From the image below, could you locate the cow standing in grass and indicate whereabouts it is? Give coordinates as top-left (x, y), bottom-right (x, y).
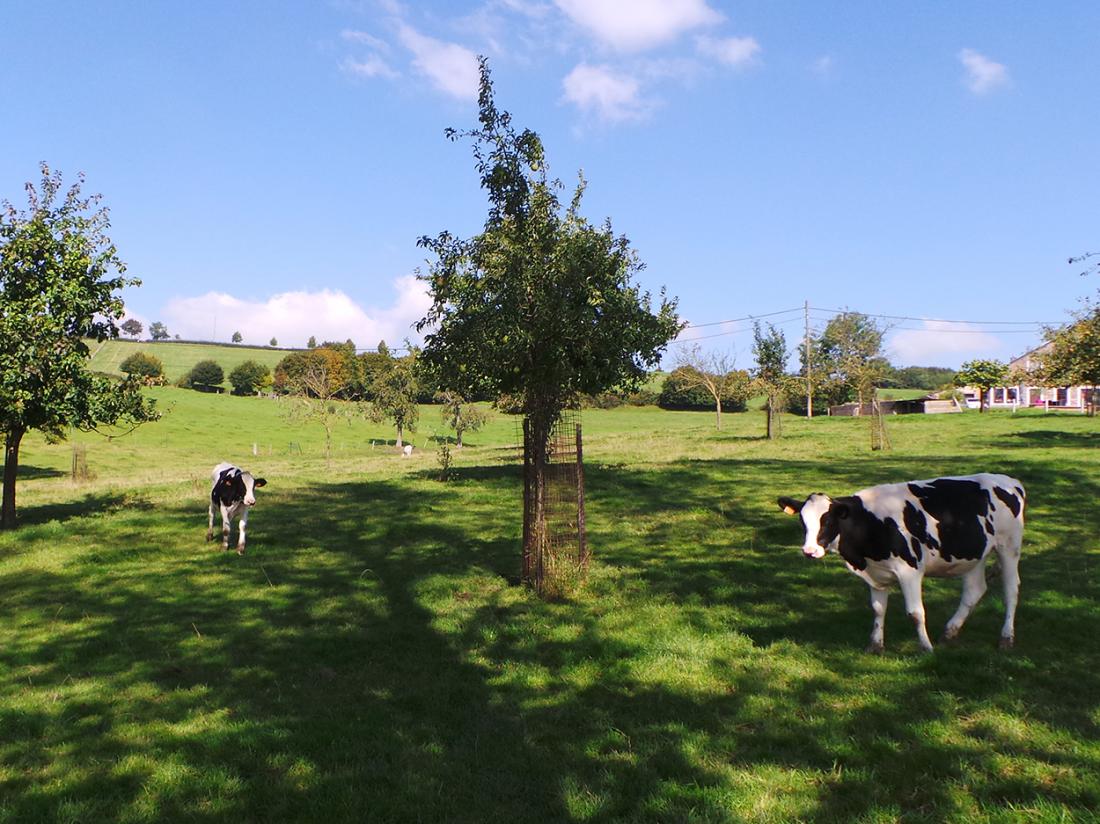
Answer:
top-left (207, 463), bottom-right (267, 554)
top-left (777, 473), bottom-right (1025, 653)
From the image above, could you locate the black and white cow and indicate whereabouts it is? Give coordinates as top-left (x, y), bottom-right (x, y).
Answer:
top-left (207, 462), bottom-right (267, 554)
top-left (777, 473), bottom-right (1025, 653)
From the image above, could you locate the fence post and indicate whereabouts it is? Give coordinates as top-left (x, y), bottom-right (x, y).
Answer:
top-left (576, 424), bottom-right (587, 566)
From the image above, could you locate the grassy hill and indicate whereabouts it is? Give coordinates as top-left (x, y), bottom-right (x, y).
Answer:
top-left (89, 339), bottom-right (295, 382)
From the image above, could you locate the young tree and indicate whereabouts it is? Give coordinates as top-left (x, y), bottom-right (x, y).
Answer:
top-left (307, 335), bottom-right (318, 349)
top-left (672, 345), bottom-right (748, 430)
top-left (0, 163), bottom-right (158, 528)
top-left (149, 321), bottom-right (169, 341)
top-left (231, 330), bottom-right (243, 343)
top-left (120, 318), bottom-right (143, 338)
top-left (282, 355), bottom-right (355, 462)
top-left (752, 321), bottom-right (791, 439)
top-left (269, 337), bottom-right (278, 347)
top-left (954, 359), bottom-right (1008, 413)
top-left (436, 390), bottom-right (490, 448)
top-left (369, 345), bottom-right (419, 448)
top-left (416, 59), bottom-right (681, 585)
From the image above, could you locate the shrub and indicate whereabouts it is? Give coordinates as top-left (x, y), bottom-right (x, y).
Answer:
top-left (119, 351), bottom-right (163, 380)
top-left (187, 359), bottom-right (224, 388)
top-left (626, 388), bottom-right (660, 406)
top-left (229, 360), bottom-right (272, 395)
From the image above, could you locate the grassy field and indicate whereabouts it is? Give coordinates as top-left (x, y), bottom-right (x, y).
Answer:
top-left (90, 339), bottom-right (294, 382)
top-left (2, 390), bottom-right (1099, 822)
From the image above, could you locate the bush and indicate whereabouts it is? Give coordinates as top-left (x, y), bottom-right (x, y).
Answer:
top-left (187, 359), bottom-right (224, 387)
top-left (119, 351), bottom-right (163, 380)
top-left (229, 360), bottom-right (272, 395)
top-left (658, 367), bottom-right (748, 412)
top-left (626, 388), bottom-right (660, 406)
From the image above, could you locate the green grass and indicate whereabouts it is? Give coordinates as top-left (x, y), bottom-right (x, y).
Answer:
top-left (90, 339), bottom-right (293, 382)
top-left (2, 392), bottom-right (1099, 822)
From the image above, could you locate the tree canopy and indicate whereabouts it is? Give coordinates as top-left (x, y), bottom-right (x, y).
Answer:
top-left (417, 59), bottom-right (681, 435)
top-left (954, 359), bottom-right (1008, 413)
top-left (1, 163), bottom-right (157, 527)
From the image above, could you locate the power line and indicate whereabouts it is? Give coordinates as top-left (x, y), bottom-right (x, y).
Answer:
top-left (810, 306), bottom-right (1058, 326)
top-left (681, 306), bottom-right (803, 329)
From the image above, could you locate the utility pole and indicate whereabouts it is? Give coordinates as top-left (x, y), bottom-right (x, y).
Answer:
top-left (805, 300), bottom-right (813, 419)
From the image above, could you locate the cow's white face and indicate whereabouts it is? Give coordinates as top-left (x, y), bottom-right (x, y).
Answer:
top-left (798, 494), bottom-right (838, 558)
top-left (779, 493), bottom-right (840, 559)
top-left (242, 473), bottom-right (268, 507)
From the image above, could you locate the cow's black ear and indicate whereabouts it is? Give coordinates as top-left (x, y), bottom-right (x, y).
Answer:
top-left (834, 502), bottom-right (850, 520)
top-left (778, 496), bottom-right (802, 515)
top-left (254, 478), bottom-right (267, 488)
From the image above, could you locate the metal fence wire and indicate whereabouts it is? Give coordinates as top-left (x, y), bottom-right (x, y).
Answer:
top-left (520, 412), bottom-right (588, 593)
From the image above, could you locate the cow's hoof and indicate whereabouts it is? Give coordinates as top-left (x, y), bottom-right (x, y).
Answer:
top-left (236, 549), bottom-right (245, 556)
top-left (918, 645), bottom-right (935, 655)
top-left (940, 628), bottom-right (960, 644)
top-left (205, 532), bottom-right (213, 542)
top-left (998, 635), bottom-right (1015, 650)
top-left (222, 545), bottom-right (229, 552)
top-left (865, 642), bottom-right (885, 655)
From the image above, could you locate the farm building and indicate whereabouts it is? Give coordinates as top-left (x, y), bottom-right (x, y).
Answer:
top-left (827, 397), bottom-right (960, 416)
top-left (967, 342), bottom-right (1097, 412)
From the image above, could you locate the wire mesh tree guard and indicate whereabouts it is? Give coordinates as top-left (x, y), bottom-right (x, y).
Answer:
top-left (521, 412), bottom-right (588, 595)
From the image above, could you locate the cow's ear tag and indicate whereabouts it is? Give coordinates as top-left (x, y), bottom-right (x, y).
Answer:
top-left (782, 505), bottom-right (797, 515)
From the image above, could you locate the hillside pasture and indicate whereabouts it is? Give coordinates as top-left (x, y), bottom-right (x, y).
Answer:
top-left (1, 391), bottom-right (1099, 822)
top-left (90, 340), bottom-right (293, 383)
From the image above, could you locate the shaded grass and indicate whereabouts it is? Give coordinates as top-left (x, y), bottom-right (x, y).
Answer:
top-left (1, 394), bottom-right (1099, 821)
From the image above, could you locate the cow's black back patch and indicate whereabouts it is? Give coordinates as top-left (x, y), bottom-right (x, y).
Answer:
top-left (993, 485), bottom-right (1021, 517)
top-left (836, 496), bottom-right (919, 570)
top-left (906, 479), bottom-right (991, 561)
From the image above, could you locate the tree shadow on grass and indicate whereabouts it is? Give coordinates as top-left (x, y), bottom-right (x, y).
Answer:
top-left (1, 459), bottom-right (1098, 821)
top-left (3, 491), bottom-right (132, 529)
top-left (16, 464), bottom-right (67, 480)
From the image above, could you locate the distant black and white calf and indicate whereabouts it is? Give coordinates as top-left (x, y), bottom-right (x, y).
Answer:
top-left (777, 473), bottom-right (1025, 653)
top-left (207, 462), bottom-right (267, 554)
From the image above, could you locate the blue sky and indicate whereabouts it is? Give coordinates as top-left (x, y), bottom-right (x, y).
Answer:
top-left (2, 1), bottom-right (1097, 367)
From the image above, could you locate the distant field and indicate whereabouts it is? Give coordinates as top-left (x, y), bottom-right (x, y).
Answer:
top-left (89, 339), bottom-right (294, 382)
top-left (2, 391), bottom-right (1098, 821)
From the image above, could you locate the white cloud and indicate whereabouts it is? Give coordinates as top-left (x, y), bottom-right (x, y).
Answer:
top-left (562, 63), bottom-right (648, 122)
top-left (340, 29), bottom-right (391, 51)
top-left (888, 320), bottom-right (1006, 367)
top-left (696, 35), bottom-right (760, 67)
top-left (162, 277), bottom-right (432, 349)
top-left (396, 23), bottom-right (480, 100)
top-left (342, 54), bottom-right (399, 79)
top-left (555, 0), bottom-right (722, 52)
top-left (958, 48), bottom-right (1010, 94)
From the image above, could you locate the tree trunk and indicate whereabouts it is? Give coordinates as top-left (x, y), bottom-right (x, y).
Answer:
top-left (456, 426), bottom-right (464, 448)
top-left (396, 424), bottom-right (404, 448)
top-left (715, 397), bottom-right (722, 430)
top-left (2, 427), bottom-right (25, 530)
top-left (979, 389), bottom-right (986, 413)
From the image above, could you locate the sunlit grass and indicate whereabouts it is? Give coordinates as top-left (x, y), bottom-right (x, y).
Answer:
top-left (1, 391), bottom-right (1099, 821)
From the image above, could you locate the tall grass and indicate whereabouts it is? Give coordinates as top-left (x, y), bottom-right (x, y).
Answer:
top-left (1, 391), bottom-right (1098, 822)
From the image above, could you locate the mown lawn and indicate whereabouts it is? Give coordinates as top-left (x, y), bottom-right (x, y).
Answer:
top-left (1, 391), bottom-right (1098, 822)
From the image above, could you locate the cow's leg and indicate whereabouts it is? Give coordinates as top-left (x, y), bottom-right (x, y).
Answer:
top-left (996, 546), bottom-right (1021, 649)
top-left (221, 505), bottom-right (231, 550)
top-left (866, 587), bottom-right (888, 654)
top-left (942, 565), bottom-right (988, 642)
top-left (897, 572), bottom-right (933, 652)
top-left (207, 500), bottom-right (215, 542)
top-left (236, 509), bottom-right (249, 555)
